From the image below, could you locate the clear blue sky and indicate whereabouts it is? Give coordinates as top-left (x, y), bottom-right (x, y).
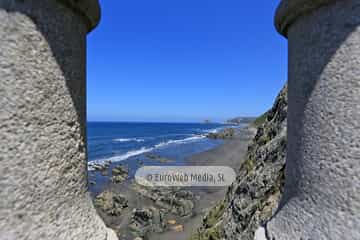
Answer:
top-left (87, 0), bottom-right (287, 123)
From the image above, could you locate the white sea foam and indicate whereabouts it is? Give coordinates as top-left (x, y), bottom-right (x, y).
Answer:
top-left (106, 147), bottom-right (153, 162)
top-left (155, 135), bottom-right (205, 148)
top-left (191, 127), bottom-right (224, 134)
top-left (88, 146), bottom-right (154, 170)
top-left (89, 135), bottom-right (206, 170)
top-left (204, 127), bottom-right (224, 134)
top-left (113, 138), bottom-right (145, 143)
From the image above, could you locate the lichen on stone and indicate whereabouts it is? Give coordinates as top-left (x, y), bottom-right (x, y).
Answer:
top-left (190, 84), bottom-right (287, 240)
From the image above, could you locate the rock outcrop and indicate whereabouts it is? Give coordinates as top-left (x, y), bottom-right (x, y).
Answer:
top-left (191, 84), bottom-right (287, 240)
top-left (207, 128), bottom-right (235, 139)
top-left (129, 207), bottom-right (166, 238)
top-left (131, 184), bottom-right (195, 218)
top-left (111, 165), bottom-right (129, 184)
top-left (94, 191), bottom-right (129, 217)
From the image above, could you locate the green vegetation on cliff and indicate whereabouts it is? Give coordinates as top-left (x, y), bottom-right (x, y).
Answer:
top-left (251, 112), bottom-right (268, 127)
top-left (190, 84), bottom-right (287, 240)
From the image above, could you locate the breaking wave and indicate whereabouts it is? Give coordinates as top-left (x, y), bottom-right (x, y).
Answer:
top-left (89, 135), bottom-right (207, 170)
top-left (113, 138), bottom-right (145, 143)
top-left (155, 135), bottom-right (206, 148)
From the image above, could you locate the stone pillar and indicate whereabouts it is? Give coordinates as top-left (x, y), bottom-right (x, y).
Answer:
top-left (265, 0), bottom-right (360, 239)
top-left (0, 1), bottom-right (117, 239)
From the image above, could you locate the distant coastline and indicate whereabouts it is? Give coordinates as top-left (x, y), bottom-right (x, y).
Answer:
top-left (87, 122), bottom-right (232, 194)
top-left (88, 121), bottom-right (255, 240)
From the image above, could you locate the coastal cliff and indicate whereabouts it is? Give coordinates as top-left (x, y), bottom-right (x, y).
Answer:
top-left (191, 84), bottom-right (287, 240)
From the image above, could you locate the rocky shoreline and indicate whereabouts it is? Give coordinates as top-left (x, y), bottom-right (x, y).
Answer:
top-left (190, 85), bottom-right (287, 240)
top-left (90, 85), bottom-right (286, 240)
top-left (89, 126), bottom-right (255, 240)
top-left (87, 97), bottom-right (288, 240)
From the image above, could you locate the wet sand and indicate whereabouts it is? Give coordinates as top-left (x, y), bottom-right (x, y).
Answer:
top-left (148, 127), bottom-right (256, 240)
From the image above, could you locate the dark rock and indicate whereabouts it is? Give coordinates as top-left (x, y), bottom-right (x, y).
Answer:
top-left (206, 128), bottom-right (235, 139)
top-left (155, 196), bottom-right (194, 217)
top-left (131, 184), bottom-right (195, 217)
top-left (191, 84), bottom-right (287, 240)
top-left (90, 162), bottom-right (109, 176)
top-left (111, 165), bottom-right (129, 184)
top-left (129, 207), bottom-right (166, 238)
top-left (111, 175), bottom-right (127, 184)
top-left (112, 165), bottom-right (128, 176)
top-left (92, 163), bottom-right (108, 172)
top-left (94, 191), bottom-right (128, 216)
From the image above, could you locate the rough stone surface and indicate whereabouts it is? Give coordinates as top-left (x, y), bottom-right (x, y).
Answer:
top-left (267, 0), bottom-right (360, 239)
top-left (190, 85), bottom-right (287, 240)
top-left (275, 0), bottom-right (336, 36)
top-left (57, 0), bottom-right (101, 31)
top-left (0, 1), bottom-right (115, 239)
top-left (94, 191), bottom-right (128, 216)
top-left (0, 0), bottom-right (100, 32)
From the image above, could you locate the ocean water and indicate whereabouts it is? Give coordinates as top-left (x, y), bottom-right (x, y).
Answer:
top-left (87, 122), bottom-right (230, 193)
top-left (87, 122), bottom-right (228, 165)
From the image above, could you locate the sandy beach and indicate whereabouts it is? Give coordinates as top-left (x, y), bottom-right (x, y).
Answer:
top-left (148, 127), bottom-right (256, 240)
top-left (91, 126), bottom-right (256, 240)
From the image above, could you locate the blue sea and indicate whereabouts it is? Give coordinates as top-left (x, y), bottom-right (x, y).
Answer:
top-left (87, 122), bottom-right (232, 193)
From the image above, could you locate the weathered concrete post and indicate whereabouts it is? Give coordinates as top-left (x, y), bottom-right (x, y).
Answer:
top-left (0, 1), bottom-right (117, 239)
top-left (264, 0), bottom-right (360, 239)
